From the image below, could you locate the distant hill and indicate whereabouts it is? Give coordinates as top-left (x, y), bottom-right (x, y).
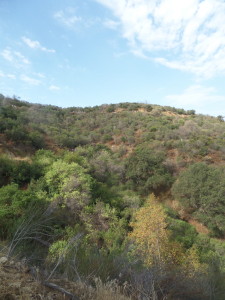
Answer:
top-left (2, 94), bottom-right (225, 299)
top-left (1, 94), bottom-right (224, 163)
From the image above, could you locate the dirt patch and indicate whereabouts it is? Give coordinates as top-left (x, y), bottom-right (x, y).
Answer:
top-left (0, 256), bottom-right (130, 300)
top-left (188, 219), bottom-right (209, 235)
top-left (137, 108), bottom-right (148, 113)
top-left (162, 111), bottom-right (188, 118)
top-left (13, 157), bottom-right (30, 162)
top-left (167, 149), bottom-right (179, 160)
top-left (163, 197), bottom-right (210, 235)
top-left (204, 151), bottom-right (225, 165)
top-left (114, 108), bottom-right (124, 113)
top-left (0, 258), bottom-right (69, 299)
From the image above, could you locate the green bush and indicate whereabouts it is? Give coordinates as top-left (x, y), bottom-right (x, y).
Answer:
top-left (126, 147), bottom-right (173, 195)
top-left (5, 126), bottom-right (29, 142)
top-left (12, 161), bottom-right (42, 186)
top-left (168, 218), bottom-right (198, 248)
top-left (0, 184), bottom-right (39, 238)
top-left (172, 163), bottom-right (225, 236)
top-left (0, 155), bottom-right (14, 187)
top-left (29, 131), bottom-right (45, 149)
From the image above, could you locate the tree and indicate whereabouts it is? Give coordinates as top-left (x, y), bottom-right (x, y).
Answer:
top-left (217, 115), bottom-right (224, 122)
top-left (129, 193), bottom-right (208, 290)
top-left (126, 147), bottom-right (173, 195)
top-left (172, 163), bottom-right (225, 236)
top-left (129, 194), bottom-right (180, 266)
top-left (0, 183), bottom-right (41, 238)
top-left (12, 161), bottom-right (42, 186)
top-left (44, 160), bottom-right (93, 219)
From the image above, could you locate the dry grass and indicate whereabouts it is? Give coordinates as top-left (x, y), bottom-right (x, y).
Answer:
top-left (0, 253), bottom-right (131, 300)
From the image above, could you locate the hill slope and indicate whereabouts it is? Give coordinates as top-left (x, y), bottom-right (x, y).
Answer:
top-left (1, 95), bottom-right (225, 299)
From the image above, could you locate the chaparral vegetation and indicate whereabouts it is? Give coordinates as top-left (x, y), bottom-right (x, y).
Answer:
top-left (1, 94), bottom-right (225, 299)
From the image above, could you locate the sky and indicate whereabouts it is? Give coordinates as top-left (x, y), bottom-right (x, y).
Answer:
top-left (0, 0), bottom-right (225, 116)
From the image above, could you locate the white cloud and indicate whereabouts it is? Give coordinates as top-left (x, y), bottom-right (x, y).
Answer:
top-left (14, 51), bottom-right (30, 64)
top-left (20, 75), bottom-right (41, 86)
top-left (0, 70), bottom-right (16, 79)
top-left (22, 37), bottom-right (55, 53)
top-left (96, 0), bottom-right (225, 77)
top-left (103, 19), bottom-right (119, 30)
top-left (7, 74), bottom-right (16, 79)
top-left (1, 48), bottom-right (30, 66)
top-left (1, 49), bottom-right (14, 62)
top-left (166, 85), bottom-right (225, 114)
top-left (49, 85), bottom-right (60, 91)
top-left (34, 72), bottom-right (46, 78)
top-left (54, 9), bottom-right (82, 29)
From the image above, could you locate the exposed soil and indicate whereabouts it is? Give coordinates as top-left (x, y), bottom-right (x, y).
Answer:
top-left (188, 219), bottom-right (209, 235)
top-left (0, 257), bottom-right (79, 300)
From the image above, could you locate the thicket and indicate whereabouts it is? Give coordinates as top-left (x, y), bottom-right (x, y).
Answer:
top-left (172, 162), bottom-right (225, 237)
top-left (2, 96), bottom-right (225, 298)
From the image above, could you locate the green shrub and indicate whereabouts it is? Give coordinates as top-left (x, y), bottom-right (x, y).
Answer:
top-left (0, 184), bottom-right (39, 238)
top-left (126, 147), bottom-right (173, 195)
top-left (172, 163), bottom-right (225, 237)
top-left (12, 161), bottom-right (42, 186)
top-left (0, 155), bottom-right (13, 187)
top-left (168, 218), bottom-right (198, 248)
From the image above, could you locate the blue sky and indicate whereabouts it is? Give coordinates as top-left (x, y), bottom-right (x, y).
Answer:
top-left (0, 0), bottom-right (225, 115)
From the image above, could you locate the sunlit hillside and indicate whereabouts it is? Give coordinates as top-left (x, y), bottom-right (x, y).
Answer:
top-left (1, 95), bottom-right (225, 299)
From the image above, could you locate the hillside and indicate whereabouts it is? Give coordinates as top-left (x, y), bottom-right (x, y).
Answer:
top-left (1, 95), bottom-right (225, 299)
top-left (1, 94), bottom-right (225, 164)
top-left (0, 253), bottom-right (131, 300)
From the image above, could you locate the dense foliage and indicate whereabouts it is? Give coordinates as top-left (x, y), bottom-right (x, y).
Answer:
top-left (172, 162), bottom-right (225, 237)
top-left (2, 94), bottom-right (225, 299)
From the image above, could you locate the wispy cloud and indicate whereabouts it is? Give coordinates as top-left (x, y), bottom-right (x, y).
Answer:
top-left (22, 37), bottom-right (55, 53)
top-left (49, 85), bottom-right (60, 91)
top-left (96, 0), bottom-right (225, 78)
top-left (166, 85), bottom-right (225, 114)
top-left (54, 9), bottom-right (82, 29)
top-left (34, 72), bottom-right (46, 79)
top-left (103, 19), bottom-right (119, 30)
top-left (20, 74), bottom-right (41, 86)
top-left (1, 48), bottom-right (30, 66)
top-left (14, 51), bottom-right (30, 64)
top-left (1, 49), bottom-right (14, 62)
top-left (0, 70), bottom-right (16, 79)
top-left (7, 74), bottom-right (16, 79)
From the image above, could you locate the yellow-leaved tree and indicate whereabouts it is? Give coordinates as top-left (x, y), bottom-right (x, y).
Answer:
top-left (129, 194), bottom-right (184, 267)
